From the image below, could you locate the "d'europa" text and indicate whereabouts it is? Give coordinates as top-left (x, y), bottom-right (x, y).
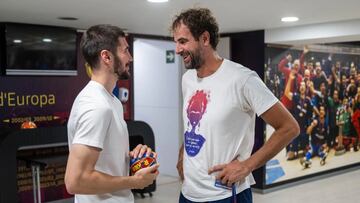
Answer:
top-left (0, 92), bottom-right (56, 108)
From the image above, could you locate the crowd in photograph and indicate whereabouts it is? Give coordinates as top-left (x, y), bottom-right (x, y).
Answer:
top-left (265, 45), bottom-right (360, 168)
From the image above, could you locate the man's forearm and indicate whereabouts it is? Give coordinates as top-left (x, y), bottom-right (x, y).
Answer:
top-left (179, 143), bottom-right (184, 158)
top-left (244, 103), bottom-right (299, 171)
top-left (66, 169), bottom-right (138, 194)
top-left (177, 143), bottom-right (184, 180)
top-left (244, 126), bottom-right (298, 171)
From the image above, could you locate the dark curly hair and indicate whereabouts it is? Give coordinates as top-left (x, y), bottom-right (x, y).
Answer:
top-left (81, 24), bottom-right (125, 69)
top-left (171, 8), bottom-right (219, 50)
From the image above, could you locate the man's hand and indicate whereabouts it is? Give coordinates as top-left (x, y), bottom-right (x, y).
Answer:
top-left (177, 145), bottom-right (184, 181)
top-left (130, 144), bottom-right (157, 159)
top-left (208, 159), bottom-right (252, 187)
top-left (132, 164), bottom-right (159, 189)
top-left (286, 53), bottom-right (293, 62)
top-left (303, 46), bottom-right (309, 54)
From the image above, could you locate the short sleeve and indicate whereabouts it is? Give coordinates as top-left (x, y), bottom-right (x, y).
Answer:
top-left (242, 72), bottom-right (279, 116)
top-left (72, 107), bottom-right (112, 149)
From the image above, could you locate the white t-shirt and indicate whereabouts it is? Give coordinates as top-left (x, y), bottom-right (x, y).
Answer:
top-left (181, 59), bottom-right (278, 202)
top-left (67, 81), bottom-right (133, 203)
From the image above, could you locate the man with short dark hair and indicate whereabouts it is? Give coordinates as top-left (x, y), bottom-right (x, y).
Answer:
top-left (65, 24), bottom-right (159, 203)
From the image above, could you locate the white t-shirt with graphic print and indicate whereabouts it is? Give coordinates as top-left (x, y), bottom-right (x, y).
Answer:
top-left (67, 81), bottom-right (133, 203)
top-left (181, 59), bottom-right (278, 202)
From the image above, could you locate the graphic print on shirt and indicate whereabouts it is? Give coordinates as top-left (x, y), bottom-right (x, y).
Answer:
top-left (184, 90), bottom-right (209, 157)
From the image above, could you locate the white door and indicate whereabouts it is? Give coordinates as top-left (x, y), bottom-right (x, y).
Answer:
top-left (133, 38), bottom-right (182, 176)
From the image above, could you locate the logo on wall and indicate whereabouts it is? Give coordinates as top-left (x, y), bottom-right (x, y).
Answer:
top-left (119, 88), bottom-right (129, 103)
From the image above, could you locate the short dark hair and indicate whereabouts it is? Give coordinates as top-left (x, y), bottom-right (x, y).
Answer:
top-left (171, 8), bottom-right (219, 50)
top-left (81, 24), bottom-right (125, 69)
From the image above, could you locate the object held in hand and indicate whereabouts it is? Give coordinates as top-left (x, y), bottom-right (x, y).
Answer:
top-left (130, 153), bottom-right (157, 175)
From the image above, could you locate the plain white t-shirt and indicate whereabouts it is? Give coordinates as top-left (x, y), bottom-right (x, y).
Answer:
top-left (181, 59), bottom-right (278, 202)
top-left (67, 81), bottom-right (133, 203)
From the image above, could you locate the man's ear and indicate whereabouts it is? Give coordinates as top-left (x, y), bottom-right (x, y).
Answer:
top-left (100, 50), bottom-right (112, 64)
top-left (201, 31), bottom-right (211, 46)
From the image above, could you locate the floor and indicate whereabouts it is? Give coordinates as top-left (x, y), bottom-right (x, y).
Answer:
top-left (52, 166), bottom-right (360, 203)
top-left (253, 167), bottom-right (360, 203)
top-left (134, 167), bottom-right (360, 203)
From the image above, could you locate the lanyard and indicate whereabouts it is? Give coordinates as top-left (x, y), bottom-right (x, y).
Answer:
top-left (232, 184), bottom-right (237, 203)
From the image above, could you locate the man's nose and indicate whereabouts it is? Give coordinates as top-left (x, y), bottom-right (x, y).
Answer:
top-left (175, 45), bottom-right (183, 55)
top-left (128, 53), bottom-right (133, 62)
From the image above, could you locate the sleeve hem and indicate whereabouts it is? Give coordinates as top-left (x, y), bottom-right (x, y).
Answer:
top-left (71, 140), bottom-right (104, 150)
top-left (257, 98), bottom-right (279, 116)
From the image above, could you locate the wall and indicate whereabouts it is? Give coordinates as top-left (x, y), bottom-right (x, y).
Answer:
top-left (217, 37), bottom-right (230, 59)
top-left (0, 32), bottom-right (89, 202)
top-left (265, 19), bottom-right (360, 45)
top-left (133, 38), bottom-right (181, 176)
top-left (0, 33), bottom-right (89, 129)
top-left (228, 30), bottom-right (266, 189)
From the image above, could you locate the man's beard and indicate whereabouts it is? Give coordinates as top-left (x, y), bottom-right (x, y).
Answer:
top-left (114, 56), bottom-right (130, 80)
top-left (184, 48), bottom-right (203, 70)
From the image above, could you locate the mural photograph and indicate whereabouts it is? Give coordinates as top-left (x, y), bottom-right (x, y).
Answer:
top-left (264, 43), bottom-right (360, 185)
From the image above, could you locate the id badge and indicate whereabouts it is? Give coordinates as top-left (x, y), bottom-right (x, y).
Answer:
top-left (214, 179), bottom-right (232, 190)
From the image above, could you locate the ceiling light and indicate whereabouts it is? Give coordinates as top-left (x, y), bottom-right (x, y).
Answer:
top-left (147, 0), bottom-right (168, 3)
top-left (281, 17), bottom-right (299, 22)
top-left (13, 39), bottom-right (22, 43)
top-left (42, 38), bottom-right (52, 42)
top-left (58, 17), bottom-right (78, 21)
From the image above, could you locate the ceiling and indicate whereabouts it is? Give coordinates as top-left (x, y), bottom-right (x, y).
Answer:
top-left (1, 0), bottom-right (360, 36)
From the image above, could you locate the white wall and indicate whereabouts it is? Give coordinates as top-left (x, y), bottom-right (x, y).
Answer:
top-left (217, 37), bottom-right (230, 59)
top-left (133, 38), bottom-right (181, 176)
top-left (265, 19), bottom-right (360, 45)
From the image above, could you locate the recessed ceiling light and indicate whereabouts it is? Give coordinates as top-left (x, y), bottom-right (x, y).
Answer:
top-left (58, 17), bottom-right (78, 21)
top-left (13, 39), bottom-right (22, 43)
top-left (281, 17), bottom-right (299, 22)
top-left (147, 0), bottom-right (168, 3)
top-left (43, 38), bottom-right (52, 42)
